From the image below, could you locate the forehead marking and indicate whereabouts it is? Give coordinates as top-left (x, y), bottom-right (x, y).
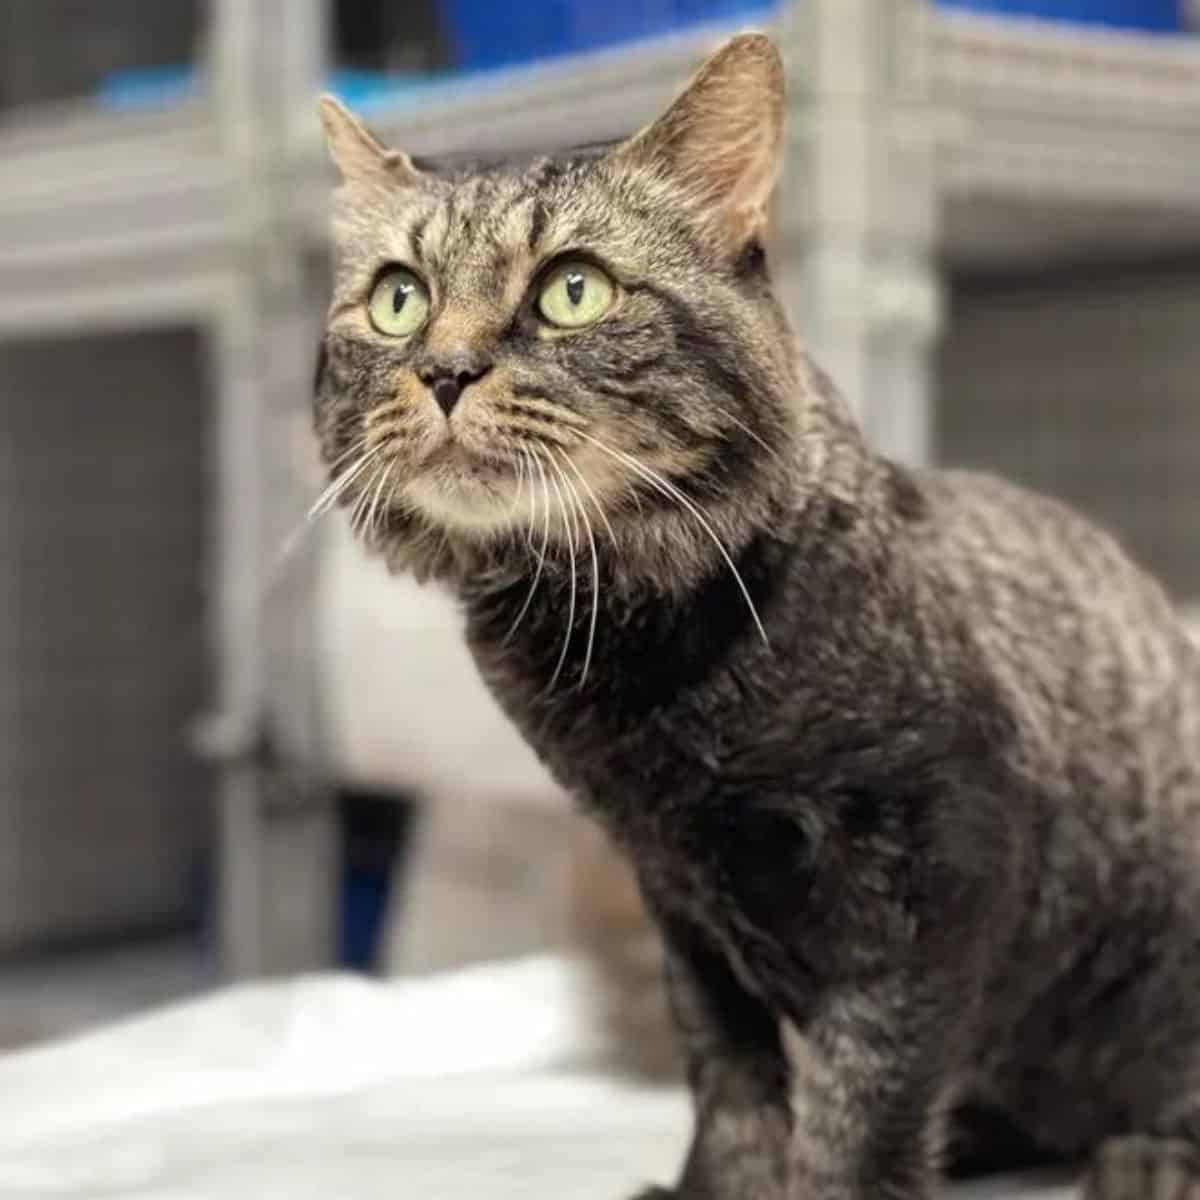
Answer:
top-left (409, 208), bottom-right (432, 260)
top-left (420, 202), bottom-right (452, 266)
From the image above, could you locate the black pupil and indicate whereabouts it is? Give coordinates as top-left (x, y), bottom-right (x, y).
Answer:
top-left (393, 283), bottom-right (410, 314)
top-left (566, 273), bottom-right (585, 306)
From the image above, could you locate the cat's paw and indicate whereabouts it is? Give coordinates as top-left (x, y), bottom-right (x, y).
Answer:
top-left (1083, 1135), bottom-right (1200, 1200)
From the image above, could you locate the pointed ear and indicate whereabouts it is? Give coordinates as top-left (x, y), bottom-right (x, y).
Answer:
top-left (318, 94), bottom-right (424, 189)
top-left (612, 33), bottom-right (784, 247)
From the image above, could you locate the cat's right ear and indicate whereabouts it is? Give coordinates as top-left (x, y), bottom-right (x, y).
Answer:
top-left (318, 95), bottom-right (423, 189)
top-left (611, 33), bottom-right (784, 250)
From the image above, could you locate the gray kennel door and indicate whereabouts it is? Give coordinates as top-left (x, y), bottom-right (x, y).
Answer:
top-left (939, 266), bottom-right (1200, 605)
top-left (0, 328), bottom-right (211, 952)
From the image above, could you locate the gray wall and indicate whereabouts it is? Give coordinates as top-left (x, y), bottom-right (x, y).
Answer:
top-left (0, 0), bottom-right (202, 109)
top-left (938, 265), bottom-right (1200, 604)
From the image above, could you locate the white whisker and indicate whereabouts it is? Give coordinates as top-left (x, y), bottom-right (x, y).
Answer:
top-left (348, 468), bottom-right (377, 538)
top-left (574, 431), bottom-right (770, 647)
top-left (368, 460), bottom-right (397, 538)
top-left (258, 440), bottom-right (380, 612)
top-left (715, 407), bottom-right (778, 460)
top-left (518, 447), bottom-right (539, 552)
top-left (508, 447), bottom-right (527, 521)
top-left (260, 513), bottom-right (318, 601)
top-left (541, 448), bottom-right (577, 693)
top-left (385, 458), bottom-right (405, 522)
top-left (558, 449), bottom-right (618, 548)
top-left (308, 459), bottom-right (363, 522)
top-left (309, 441), bottom-right (386, 521)
top-left (327, 434), bottom-right (371, 471)
top-left (504, 450), bottom-right (551, 646)
top-left (550, 449), bottom-right (599, 690)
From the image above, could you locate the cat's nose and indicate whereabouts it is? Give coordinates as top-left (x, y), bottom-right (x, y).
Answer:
top-left (417, 355), bottom-right (493, 418)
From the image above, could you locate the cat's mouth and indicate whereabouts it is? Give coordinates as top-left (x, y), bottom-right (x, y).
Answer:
top-left (418, 440), bottom-right (514, 476)
top-left (401, 439), bottom-right (525, 533)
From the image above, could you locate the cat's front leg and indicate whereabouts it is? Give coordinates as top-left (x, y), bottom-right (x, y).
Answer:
top-left (638, 953), bottom-right (964, 1200)
top-left (782, 969), bottom-right (966, 1200)
top-left (631, 914), bottom-right (792, 1200)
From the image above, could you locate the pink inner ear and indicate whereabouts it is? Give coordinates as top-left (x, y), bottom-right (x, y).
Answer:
top-left (613, 35), bottom-right (784, 239)
top-left (320, 94), bottom-right (425, 190)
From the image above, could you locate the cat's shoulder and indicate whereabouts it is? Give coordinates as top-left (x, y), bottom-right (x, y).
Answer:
top-left (905, 465), bottom-right (1188, 643)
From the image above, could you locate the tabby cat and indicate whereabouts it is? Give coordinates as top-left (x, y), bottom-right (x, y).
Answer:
top-left (315, 35), bottom-right (1200, 1200)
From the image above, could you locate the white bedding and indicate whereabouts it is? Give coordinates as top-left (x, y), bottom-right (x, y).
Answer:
top-left (0, 957), bottom-right (1076, 1199)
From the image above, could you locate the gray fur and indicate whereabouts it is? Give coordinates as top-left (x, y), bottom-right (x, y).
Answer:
top-left (315, 36), bottom-right (1200, 1200)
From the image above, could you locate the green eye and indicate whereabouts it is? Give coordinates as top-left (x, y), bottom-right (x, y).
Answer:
top-left (538, 261), bottom-right (615, 329)
top-left (368, 268), bottom-right (430, 337)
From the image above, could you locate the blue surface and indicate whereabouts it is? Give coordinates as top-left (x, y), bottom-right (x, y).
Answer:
top-left (340, 870), bottom-right (392, 971)
top-left (97, 66), bottom-right (459, 114)
top-left (439, 0), bottom-right (778, 70)
top-left (96, 0), bottom-right (1190, 116)
top-left (936, 0), bottom-right (1184, 32)
top-left (97, 0), bottom-right (782, 113)
top-left (96, 65), bottom-right (199, 110)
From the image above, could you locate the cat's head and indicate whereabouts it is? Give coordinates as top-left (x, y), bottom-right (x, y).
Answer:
top-left (315, 34), bottom-right (802, 589)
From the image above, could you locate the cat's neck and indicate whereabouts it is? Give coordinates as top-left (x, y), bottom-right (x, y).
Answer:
top-left (462, 502), bottom-right (794, 705)
top-left (453, 422), bottom-right (907, 776)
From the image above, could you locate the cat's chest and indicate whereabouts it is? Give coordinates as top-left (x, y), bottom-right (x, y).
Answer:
top-left (564, 722), bottom-right (833, 945)
top-left (474, 609), bottom-right (926, 969)
top-left (561, 710), bottom-right (933, 991)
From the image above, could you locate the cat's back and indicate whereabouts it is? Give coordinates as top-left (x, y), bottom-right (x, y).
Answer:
top-left (909, 466), bottom-right (1200, 825)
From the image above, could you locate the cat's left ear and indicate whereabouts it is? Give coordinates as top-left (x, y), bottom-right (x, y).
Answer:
top-left (318, 94), bottom-right (424, 189)
top-left (612, 33), bottom-right (784, 249)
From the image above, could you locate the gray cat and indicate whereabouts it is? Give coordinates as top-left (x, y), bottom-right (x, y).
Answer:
top-left (314, 34), bottom-right (1200, 1200)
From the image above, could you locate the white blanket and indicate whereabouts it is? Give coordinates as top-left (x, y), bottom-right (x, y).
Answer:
top-left (0, 957), bottom-right (1076, 1199)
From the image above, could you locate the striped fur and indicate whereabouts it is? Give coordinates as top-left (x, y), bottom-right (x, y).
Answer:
top-left (316, 36), bottom-right (1200, 1200)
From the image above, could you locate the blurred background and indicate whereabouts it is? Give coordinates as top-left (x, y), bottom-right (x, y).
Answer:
top-left (0, 0), bottom-right (1198, 1066)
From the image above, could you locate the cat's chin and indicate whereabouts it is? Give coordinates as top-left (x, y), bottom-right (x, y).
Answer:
top-left (403, 472), bottom-right (520, 537)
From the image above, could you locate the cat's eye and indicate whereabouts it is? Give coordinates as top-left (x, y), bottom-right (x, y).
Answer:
top-left (537, 261), bottom-right (615, 329)
top-left (368, 268), bottom-right (430, 337)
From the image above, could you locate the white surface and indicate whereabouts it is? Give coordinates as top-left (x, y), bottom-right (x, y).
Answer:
top-left (316, 514), bottom-right (564, 808)
top-left (0, 955), bottom-right (1077, 1199)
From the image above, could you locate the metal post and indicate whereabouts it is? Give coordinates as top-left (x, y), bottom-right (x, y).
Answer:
top-left (778, 0), bottom-right (941, 467)
top-left (867, 0), bottom-right (942, 467)
top-left (255, 0), bottom-right (341, 975)
top-left (209, 279), bottom-right (270, 978)
top-left (208, 0), bottom-right (338, 978)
